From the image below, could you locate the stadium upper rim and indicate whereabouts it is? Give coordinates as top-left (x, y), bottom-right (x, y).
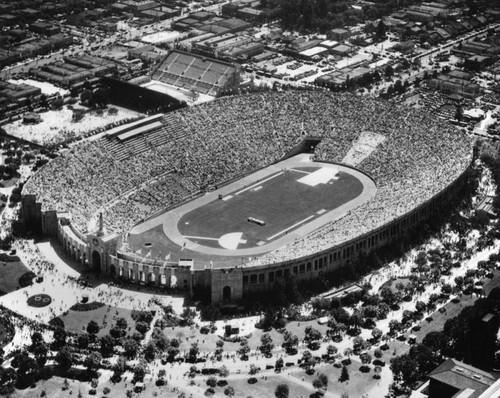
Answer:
top-left (23, 91), bottom-right (474, 268)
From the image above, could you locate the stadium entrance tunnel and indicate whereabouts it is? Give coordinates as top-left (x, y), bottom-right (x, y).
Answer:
top-left (281, 137), bottom-right (322, 160)
top-left (92, 251), bottom-right (101, 273)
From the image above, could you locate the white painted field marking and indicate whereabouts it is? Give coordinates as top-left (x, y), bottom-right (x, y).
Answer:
top-left (289, 168), bottom-right (310, 174)
top-left (253, 186), bottom-right (262, 192)
top-left (298, 168), bottom-right (339, 187)
top-left (316, 209), bottom-right (327, 215)
top-left (218, 232), bottom-right (247, 250)
top-left (267, 215), bottom-right (315, 241)
top-left (222, 195), bottom-right (233, 201)
top-left (183, 235), bottom-right (219, 241)
top-left (235, 172), bottom-right (283, 195)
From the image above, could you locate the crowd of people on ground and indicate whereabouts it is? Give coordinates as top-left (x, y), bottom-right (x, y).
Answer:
top-left (23, 91), bottom-right (472, 263)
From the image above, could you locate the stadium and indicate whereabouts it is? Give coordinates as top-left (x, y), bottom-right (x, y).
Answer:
top-left (21, 91), bottom-right (474, 303)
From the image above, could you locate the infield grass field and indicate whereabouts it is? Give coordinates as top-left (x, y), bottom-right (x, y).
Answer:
top-left (178, 167), bottom-right (363, 250)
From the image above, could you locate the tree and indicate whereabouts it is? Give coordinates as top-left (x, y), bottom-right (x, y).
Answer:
top-left (313, 377), bottom-right (324, 391)
top-left (78, 333), bottom-right (91, 350)
top-left (30, 332), bottom-right (44, 349)
top-left (220, 365), bottom-right (229, 378)
top-left (275, 383), bottom-right (289, 398)
top-left (144, 341), bottom-right (157, 362)
top-left (415, 301), bottom-right (427, 314)
top-left (275, 357), bottom-right (284, 371)
top-left (116, 317), bottom-right (128, 330)
top-left (317, 373), bottom-right (328, 390)
top-left (100, 335), bottom-right (115, 357)
top-left (207, 376), bottom-right (217, 388)
top-left (56, 346), bottom-right (74, 369)
top-left (352, 336), bottom-right (366, 354)
top-left (394, 79), bottom-right (404, 94)
top-left (360, 352), bottom-right (372, 365)
top-left (389, 319), bottom-right (401, 335)
top-left (371, 328), bottom-right (383, 341)
top-left (409, 344), bottom-right (439, 375)
top-left (385, 65), bottom-right (394, 78)
top-left (259, 334), bottom-right (274, 357)
top-left (80, 89), bottom-right (93, 106)
top-left (327, 345), bottom-right (338, 358)
top-left (422, 331), bottom-right (447, 355)
top-left (282, 332), bottom-right (299, 355)
top-left (87, 320), bottom-right (100, 336)
top-left (237, 341), bottom-right (250, 360)
top-left (112, 357), bottom-right (126, 382)
top-left (215, 346), bottom-right (224, 361)
top-left (380, 287), bottom-right (398, 307)
top-left (123, 338), bottom-right (139, 359)
top-left (304, 326), bottom-right (322, 343)
top-left (133, 362), bottom-right (147, 383)
top-left (224, 386), bottom-right (235, 397)
top-left (135, 321), bottom-right (149, 335)
top-left (33, 343), bottom-right (48, 368)
top-left (390, 354), bottom-right (419, 387)
top-left (0, 367), bottom-right (17, 395)
top-left (52, 328), bottom-right (67, 351)
top-left (167, 345), bottom-right (180, 362)
top-left (376, 19), bottom-right (387, 40)
top-left (188, 343), bottom-right (199, 363)
top-left (339, 365), bottom-right (349, 382)
top-left (84, 352), bottom-right (102, 376)
top-left (13, 351), bottom-right (38, 380)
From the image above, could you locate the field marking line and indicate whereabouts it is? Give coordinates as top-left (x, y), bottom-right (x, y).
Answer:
top-left (289, 168), bottom-right (311, 174)
top-left (235, 171), bottom-right (283, 196)
top-left (183, 235), bottom-right (219, 241)
top-left (267, 215), bottom-right (315, 241)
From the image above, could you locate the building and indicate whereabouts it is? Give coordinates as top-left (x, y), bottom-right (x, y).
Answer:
top-left (20, 92), bottom-right (472, 303)
top-left (329, 28), bottom-right (352, 42)
top-left (151, 50), bottom-right (240, 96)
top-left (428, 359), bottom-right (498, 398)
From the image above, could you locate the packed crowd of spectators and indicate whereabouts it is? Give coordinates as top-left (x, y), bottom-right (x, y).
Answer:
top-left (24, 91), bottom-right (473, 264)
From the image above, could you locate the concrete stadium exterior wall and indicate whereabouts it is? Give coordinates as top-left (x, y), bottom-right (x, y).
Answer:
top-left (22, 162), bottom-right (471, 304)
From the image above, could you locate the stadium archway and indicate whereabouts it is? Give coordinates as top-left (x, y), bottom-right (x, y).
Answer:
top-left (222, 286), bottom-right (231, 302)
top-left (110, 265), bottom-right (116, 277)
top-left (92, 251), bottom-right (101, 272)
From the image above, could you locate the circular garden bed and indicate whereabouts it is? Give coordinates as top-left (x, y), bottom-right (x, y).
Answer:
top-left (27, 294), bottom-right (52, 308)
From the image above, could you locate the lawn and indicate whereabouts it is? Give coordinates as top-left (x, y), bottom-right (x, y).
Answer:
top-left (206, 373), bottom-right (315, 398)
top-left (172, 318), bottom-right (331, 354)
top-left (290, 359), bottom-right (382, 397)
top-left (169, 324), bottom-right (286, 353)
top-left (9, 371), bottom-right (176, 398)
top-left (404, 294), bottom-right (476, 344)
top-left (57, 305), bottom-right (139, 337)
top-left (178, 169), bottom-right (363, 248)
top-left (0, 260), bottom-right (31, 295)
top-left (379, 276), bottom-right (412, 293)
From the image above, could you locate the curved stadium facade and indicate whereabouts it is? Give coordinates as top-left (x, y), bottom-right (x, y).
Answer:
top-left (21, 91), bottom-right (473, 303)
